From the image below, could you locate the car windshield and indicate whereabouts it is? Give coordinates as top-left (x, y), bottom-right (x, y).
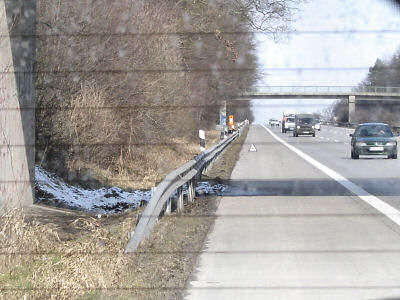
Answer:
top-left (356, 125), bottom-right (394, 137)
top-left (298, 118), bottom-right (314, 125)
top-left (286, 118), bottom-right (294, 123)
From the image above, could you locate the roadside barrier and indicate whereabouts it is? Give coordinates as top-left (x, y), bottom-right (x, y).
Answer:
top-left (125, 121), bottom-right (248, 253)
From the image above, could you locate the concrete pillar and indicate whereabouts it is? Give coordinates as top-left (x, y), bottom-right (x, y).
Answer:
top-left (348, 95), bottom-right (356, 124)
top-left (0, 0), bottom-right (36, 212)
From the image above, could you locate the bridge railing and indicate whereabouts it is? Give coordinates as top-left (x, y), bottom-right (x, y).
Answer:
top-left (243, 86), bottom-right (400, 94)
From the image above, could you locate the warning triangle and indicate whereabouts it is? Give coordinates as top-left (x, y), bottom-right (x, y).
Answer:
top-left (249, 144), bottom-right (257, 152)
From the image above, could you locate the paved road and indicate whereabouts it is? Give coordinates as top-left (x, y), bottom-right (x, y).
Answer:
top-left (185, 124), bottom-right (400, 300)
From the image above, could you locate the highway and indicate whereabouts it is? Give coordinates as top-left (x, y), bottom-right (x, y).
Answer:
top-left (185, 124), bottom-right (400, 300)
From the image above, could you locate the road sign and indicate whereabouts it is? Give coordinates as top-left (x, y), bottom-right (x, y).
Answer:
top-left (249, 144), bottom-right (257, 152)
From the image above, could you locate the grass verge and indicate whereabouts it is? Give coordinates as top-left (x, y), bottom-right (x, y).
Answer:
top-left (0, 127), bottom-right (249, 300)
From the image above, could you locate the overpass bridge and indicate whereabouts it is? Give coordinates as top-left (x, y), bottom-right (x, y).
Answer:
top-left (234, 86), bottom-right (400, 123)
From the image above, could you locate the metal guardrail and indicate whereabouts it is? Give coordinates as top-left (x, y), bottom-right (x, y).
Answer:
top-left (125, 121), bottom-right (248, 253)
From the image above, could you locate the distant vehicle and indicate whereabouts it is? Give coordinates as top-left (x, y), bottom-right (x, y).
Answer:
top-left (282, 117), bottom-right (295, 133)
top-left (269, 119), bottom-right (280, 126)
top-left (293, 114), bottom-right (316, 137)
top-left (282, 110), bottom-right (297, 133)
top-left (350, 123), bottom-right (397, 159)
top-left (314, 119), bottom-right (321, 131)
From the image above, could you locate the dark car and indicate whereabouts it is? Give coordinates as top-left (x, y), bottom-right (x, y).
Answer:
top-left (293, 114), bottom-right (316, 137)
top-left (350, 123), bottom-right (397, 159)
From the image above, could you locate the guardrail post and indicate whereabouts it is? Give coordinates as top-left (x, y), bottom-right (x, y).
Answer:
top-left (202, 162), bottom-right (208, 176)
top-left (166, 197), bottom-right (172, 214)
top-left (188, 179), bottom-right (195, 203)
top-left (177, 186), bottom-right (184, 213)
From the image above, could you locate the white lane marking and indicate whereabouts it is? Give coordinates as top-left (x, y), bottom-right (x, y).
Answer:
top-left (319, 137), bottom-right (324, 139)
top-left (326, 138), bottom-right (330, 141)
top-left (344, 142), bottom-right (349, 145)
top-left (262, 124), bottom-right (400, 227)
top-left (334, 140), bottom-right (339, 143)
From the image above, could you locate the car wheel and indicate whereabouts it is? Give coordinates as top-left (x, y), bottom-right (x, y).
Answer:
top-left (312, 133), bottom-right (315, 137)
top-left (353, 151), bottom-right (359, 159)
top-left (351, 151), bottom-right (354, 159)
top-left (392, 154), bottom-right (397, 159)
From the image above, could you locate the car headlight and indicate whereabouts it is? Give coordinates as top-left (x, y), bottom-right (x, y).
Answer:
top-left (312, 126), bottom-right (315, 129)
top-left (356, 142), bottom-right (367, 146)
top-left (297, 126), bottom-right (300, 129)
top-left (386, 141), bottom-right (396, 146)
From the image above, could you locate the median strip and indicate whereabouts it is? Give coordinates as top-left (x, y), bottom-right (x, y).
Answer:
top-left (262, 124), bottom-right (400, 227)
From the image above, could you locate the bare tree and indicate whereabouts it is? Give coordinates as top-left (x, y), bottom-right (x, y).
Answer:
top-left (229, 0), bottom-right (302, 32)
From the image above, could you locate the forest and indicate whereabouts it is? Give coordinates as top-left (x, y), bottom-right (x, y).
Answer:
top-left (35, 0), bottom-right (299, 188)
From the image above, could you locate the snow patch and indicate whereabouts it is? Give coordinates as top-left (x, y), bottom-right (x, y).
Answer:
top-left (35, 166), bottom-right (227, 214)
top-left (35, 166), bottom-right (150, 214)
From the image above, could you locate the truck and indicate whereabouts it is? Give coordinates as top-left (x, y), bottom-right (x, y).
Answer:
top-left (282, 110), bottom-right (297, 133)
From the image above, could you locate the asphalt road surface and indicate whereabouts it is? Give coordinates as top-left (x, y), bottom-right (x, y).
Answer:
top-left (185, 124), bottom-right (400, 300)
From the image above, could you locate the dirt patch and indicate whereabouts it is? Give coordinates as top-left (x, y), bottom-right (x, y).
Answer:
top-left (0, 128), bottom-right (248, 300)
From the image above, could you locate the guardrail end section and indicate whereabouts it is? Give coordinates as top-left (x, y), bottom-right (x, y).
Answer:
top-left (125, 231), bottom-right (144, 253)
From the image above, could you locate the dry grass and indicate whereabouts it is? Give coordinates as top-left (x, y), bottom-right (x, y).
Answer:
top-left (0, 209), bottom-right (136, 300)
top-left (0, 202), bottom-right (214, 300)
top-left (63, 129), bottom-right (221, 190)
top-left (0, 127), bottom-right (249, 300)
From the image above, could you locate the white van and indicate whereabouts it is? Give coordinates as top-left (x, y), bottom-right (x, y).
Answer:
top-left (283, 116), bottom-right (295, 133)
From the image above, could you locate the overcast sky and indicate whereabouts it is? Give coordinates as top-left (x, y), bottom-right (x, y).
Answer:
top-left (252, 0), bottom-right (400, 123)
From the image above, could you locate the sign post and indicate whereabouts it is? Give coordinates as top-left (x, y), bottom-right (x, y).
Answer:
top-left (199, 130), bottom-right (205, 152)
top-left (219, 101), bottom-right (226, 140)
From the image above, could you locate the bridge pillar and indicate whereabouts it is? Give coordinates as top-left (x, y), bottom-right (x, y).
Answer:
top-left (348, 95), bottom-right (356, 124)
top-left (0, 0), bottom-right (36, 212)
